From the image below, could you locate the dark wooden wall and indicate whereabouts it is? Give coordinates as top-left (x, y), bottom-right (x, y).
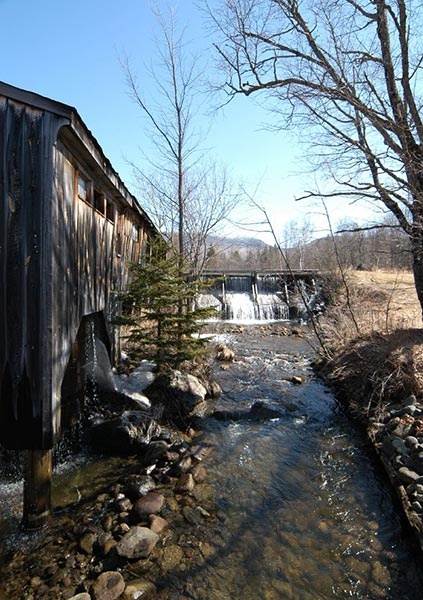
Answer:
top-left (0, 88), bottom-right (156, 450)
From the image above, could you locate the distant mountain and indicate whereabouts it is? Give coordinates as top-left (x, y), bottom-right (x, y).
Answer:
top-left (204, 235), bottom-right (278, 270)
top-left (207, 235), bottom-right (270, 250)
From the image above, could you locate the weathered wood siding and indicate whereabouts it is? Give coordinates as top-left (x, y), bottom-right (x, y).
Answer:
top-left (0, 97), bottom-right (64, 450)
top-left (0, 83), bottom-right (157, 450)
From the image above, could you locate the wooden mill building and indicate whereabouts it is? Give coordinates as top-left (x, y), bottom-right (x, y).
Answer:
top-left (0, 82), bottom-right (158, 524)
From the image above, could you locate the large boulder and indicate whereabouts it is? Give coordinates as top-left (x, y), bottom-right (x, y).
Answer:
top-left (89, 410), bottom-right (161, 455)
top-left (144, 370), bottom-right (207, 420)
top-left (212, 401), bottom-right (284, 422)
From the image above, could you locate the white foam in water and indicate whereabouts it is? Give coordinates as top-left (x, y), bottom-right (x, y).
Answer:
top-left (226, 292), bottom-right (257, 321)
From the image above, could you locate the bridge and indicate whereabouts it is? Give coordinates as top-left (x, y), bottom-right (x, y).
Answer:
top-left (0, 82), bottom-right (158, 527)
top-left (203, 269), bottom-right (319, 276)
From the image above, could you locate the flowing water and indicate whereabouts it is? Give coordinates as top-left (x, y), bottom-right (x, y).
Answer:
top-left (168, 324), bottom-right (423, 599)
top-left (0, 324), bottom-right (423, 599)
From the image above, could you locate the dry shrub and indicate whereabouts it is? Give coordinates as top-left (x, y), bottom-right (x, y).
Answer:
top-left (352, 284), bottom-right (388, 304)
top-left (319, 329), bottom-right (423, 421)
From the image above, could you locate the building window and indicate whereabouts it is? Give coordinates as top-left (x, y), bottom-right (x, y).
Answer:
top-left (116, 211), bottom-right (124, 256)
top-left (106, 200), bottom-right (115, 223)
top-left (77, 174), bottom-right (90, 203)
top-left (131, 224), bottom-right (139, 242)
top-left (94, 189), bottom-right (105, 215)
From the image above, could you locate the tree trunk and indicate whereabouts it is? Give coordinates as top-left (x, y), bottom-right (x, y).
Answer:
top-left (411, 222), bottom-right (423, 321)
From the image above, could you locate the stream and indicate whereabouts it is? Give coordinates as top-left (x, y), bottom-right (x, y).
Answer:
top-left (1, 323), bottom-right (423, 599)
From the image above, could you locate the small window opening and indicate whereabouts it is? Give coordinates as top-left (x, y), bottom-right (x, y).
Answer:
top-left (94, 189), bottom-right (105, 215)
top-left (106, 200), bottom-right (115, 223)
top-left (131, 224), bottom-right (140, 242)
top-left (78, 174), bottom-right (90, 204)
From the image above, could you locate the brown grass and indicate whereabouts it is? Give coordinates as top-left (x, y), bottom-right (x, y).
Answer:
top-left (321, 269), bottom-right (421, 348)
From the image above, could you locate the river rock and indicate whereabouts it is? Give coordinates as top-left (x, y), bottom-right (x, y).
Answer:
top-left (79, 531), bottom-right (97, 555)
top-left (215, 344), bottom-right (235, 362)
top-left (124, 391), bottom-right (151, 409)
top-left (97, 532), bottom-right (114, 556)
top-left (122, 578), bottom-right (157, 600)
top-left (149, 514), bottom-right (169, 534)
top-left (405, 436), bottom-right (419, 448)
top-left (390, 420), bottom-right (413, 439)
top-left (247, 401), bottom-right (283, 420)
top-left (124, 474), bottom-right (156, 501)
top-left (175, 473), bottom-right (195, 493)
top-left (91, 571), bottom-right (125, 600)
top-left (212, 401), bottom-right (283, 422)
top-left (397, 466), bottom-right (421, 485)
top-left (161, 544), bottom-right (185, 572)
top-left (68, 594), bottom-right (91, 600)
top-left (191, 443), bottom-right (213, 462)
top-left (182, 505), bottom-right (203, 526)
top-left (172, 455), bottom-right (192, 476)
top-left (391, 404), bottom-right (416, 418)
top-left (405, 394), bottom-right (418, 406)
top-left (390, 436), bottom-right (409, 456)
top-left (116, 526), bottom-right (159, 559)
top-left (132, 492), bottom-right (165, 518)
top-left (191, 463), bottom-right (207, 483)
top-left (115, 496), bottom-right (133, 513)
top-left (140, 440), bottom-right (169, 465)
top-left (206, 379), bottom-right (222, 398)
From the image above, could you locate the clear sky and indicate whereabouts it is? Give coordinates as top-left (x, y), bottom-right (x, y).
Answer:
top-left (0, 0), bottom-right (380, 243)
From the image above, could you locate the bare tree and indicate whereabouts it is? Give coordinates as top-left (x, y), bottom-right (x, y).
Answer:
top-left (208, 0), bottom-right (423, 316)
top-left (281, 218), bottom-right (314, 269)
top-left (123, 5), bottom-right (239, 275)
top-left (179, 163), bottom-right (240, 275)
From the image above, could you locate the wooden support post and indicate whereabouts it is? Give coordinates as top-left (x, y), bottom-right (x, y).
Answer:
top-left (23, 449), bottom-right (52, 529)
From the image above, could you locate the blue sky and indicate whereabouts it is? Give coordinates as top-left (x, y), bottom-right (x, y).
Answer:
top-left (0, 0), bottom-right (378, 242)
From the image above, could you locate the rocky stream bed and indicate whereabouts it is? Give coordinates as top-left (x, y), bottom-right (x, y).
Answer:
top-left (1, 323), bottom-right (423, 600)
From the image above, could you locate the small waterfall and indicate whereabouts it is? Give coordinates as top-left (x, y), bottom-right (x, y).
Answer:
top-left (256, 293), bottom-right (289, 320)
top-left (224, 292), bottom-right (257, 321)
top-left (85, 315), bottom-right (100, 410)
top-left (223, 292), bottom-right (289, 321)
top-left (198, 270), bottom-right (323, 322)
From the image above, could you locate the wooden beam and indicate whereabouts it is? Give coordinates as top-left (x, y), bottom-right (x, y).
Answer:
top-left (23, 449), bottom-right (52, 529)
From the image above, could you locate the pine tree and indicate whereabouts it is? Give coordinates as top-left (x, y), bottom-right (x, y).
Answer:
top-left (119, 238), bottom-right (217, 371)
